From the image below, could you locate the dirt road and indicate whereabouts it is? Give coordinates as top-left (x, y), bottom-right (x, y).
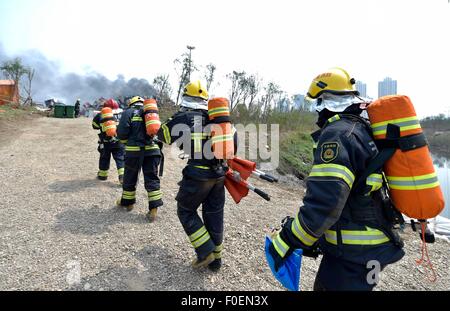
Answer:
top-left (0, 116), bottom-right (448, 291)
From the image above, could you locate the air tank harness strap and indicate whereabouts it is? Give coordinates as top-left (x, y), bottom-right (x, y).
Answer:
top-left (353, 123), bottom-right (427, 193)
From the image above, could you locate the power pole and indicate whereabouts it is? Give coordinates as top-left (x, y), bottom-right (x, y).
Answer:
top-left (187, 45), bottom-right (195, 80)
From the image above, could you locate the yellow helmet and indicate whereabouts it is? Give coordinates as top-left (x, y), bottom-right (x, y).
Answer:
top-left (307, 68), bottom-right (358, 99)
top-left (183, 80), bottom-right (209, 100)
top-left (129, 96), bottom-right (144, 106)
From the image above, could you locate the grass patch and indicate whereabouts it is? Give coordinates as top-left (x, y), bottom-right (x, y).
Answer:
top-left (278, 131), bottom-right (314, 179)
top-left (233, 107), bottom-right (317, 179)
top-left (0, 104), bottom-right (41, 122)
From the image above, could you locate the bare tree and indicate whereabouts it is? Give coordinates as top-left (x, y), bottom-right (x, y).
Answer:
top-left (21, 67), bottom-right (35, 106)
top-left (153, 74), bottom-right (172, 106)
top-left (227, 70), bottom-right (249, 111)
top-left (261, 82), bottom-right (282, 121)
top-left (244, 74), bottom-right (261, 112)
top-left (204, 63), bottom-right (217, 91)
top-left (174, 47), bottom-right (198, 106)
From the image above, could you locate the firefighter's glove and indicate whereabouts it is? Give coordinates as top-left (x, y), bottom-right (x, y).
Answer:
top-left (268, 231), bottom-right (293, 272)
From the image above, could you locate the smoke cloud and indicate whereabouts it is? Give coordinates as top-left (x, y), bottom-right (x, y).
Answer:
top-left (0, 43), bottom-right (157, 104)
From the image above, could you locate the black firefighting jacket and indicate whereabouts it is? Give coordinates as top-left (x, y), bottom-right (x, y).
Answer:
top-left (157, 109), bottom-right (237, 180)
top-left (117, 104), bottom-right (161, 157)
top-left (274, 113), bottom-right (405, 266)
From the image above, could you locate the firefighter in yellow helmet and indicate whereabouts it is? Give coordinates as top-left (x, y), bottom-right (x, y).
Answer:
top-left (116, 96), bottom-right (163, 222)
top-left (268, 68), bottom-right (405, 291)
top-left (157, 80), bottom-right (238, 271)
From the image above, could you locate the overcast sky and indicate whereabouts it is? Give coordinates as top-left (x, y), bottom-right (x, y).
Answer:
top-left (0, 0), bottom-right (449, 117)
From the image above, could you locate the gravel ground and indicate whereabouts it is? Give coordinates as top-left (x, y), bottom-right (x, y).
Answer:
top-left (0, 116), bottom-right (449, 291)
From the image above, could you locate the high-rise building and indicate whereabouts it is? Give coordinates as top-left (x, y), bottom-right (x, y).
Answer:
top-left (355, 81), bottom-right (367, 98)
top-left (378, 77), bottom-right (397, 98)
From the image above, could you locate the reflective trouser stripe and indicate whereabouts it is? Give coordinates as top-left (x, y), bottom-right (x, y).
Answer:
top-left (117, 168), bottom-right (125, 176)
top-left (291, 216), bottom-right (318, 247)
top-left (161, 124), bottom-right (171, 144)
top-left (148, 190), bottom-right (162, 201)
top-left (120, 140), bottom-right (128, 144)
top-left (122, 190), bottom-right (136, 200)
top-left (386, 173), bottom-right (440, 190)
top-left (213, 244), bottom-right (224, 259)
top-left (367, 173), bottom-right (383, 193)
top-left (131, 117), bottom-right (143, 122)
top-left (189, 226), bottom-right (211, 249)
top-left (327, 115), bottom-right (341, 123)
top-left (273, 234), bottom-right (289, 258)
top-left (98, 170), bottom-right (108, 177)
top-left (309, 164), bottom-right (355, 188)
top-left (190, 226), bottom-right (207, 242)
top-left (371, 116), bottom-right (421, 136)
top-left (325, 228), bottom-right (390, 245)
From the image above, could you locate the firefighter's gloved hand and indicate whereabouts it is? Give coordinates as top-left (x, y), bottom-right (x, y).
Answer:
top-left (268, 232), bottom-right (294, 272)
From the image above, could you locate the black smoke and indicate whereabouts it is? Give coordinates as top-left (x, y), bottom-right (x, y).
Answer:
top-left (0, 43), bottom-right (157, 105)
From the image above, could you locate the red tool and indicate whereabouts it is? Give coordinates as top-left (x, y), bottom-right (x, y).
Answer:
top-left (225, 157), bottom-right (278, 204)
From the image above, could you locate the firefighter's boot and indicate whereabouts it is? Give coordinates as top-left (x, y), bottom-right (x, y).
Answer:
top-left (146, 208), bottom-right (158, 223)
top-left (116, 198), bottom-right (134, 211)
top-left (191, 253), bottom-right (215, 269)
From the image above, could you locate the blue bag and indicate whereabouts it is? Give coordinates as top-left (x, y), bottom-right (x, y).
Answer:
top-left (265, 236), bottom-right (303, 291)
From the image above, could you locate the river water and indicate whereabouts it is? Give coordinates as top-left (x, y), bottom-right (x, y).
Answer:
top-left (433, 156), bottom-right (450, 219)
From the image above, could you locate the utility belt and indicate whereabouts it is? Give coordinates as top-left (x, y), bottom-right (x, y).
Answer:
top-left (186, 159), bottom-right (226, 176)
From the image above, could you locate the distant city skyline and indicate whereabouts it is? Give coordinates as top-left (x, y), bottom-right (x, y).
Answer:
top-left (378, 77), bottom-right (398, 98)
top-left (356, 81), bottom-right (368, 98)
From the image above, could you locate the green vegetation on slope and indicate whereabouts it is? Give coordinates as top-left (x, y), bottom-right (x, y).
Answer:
top-left (0, 104), bottom-right (40, 121)
top-left (232, 105), bottom-right (317, 179)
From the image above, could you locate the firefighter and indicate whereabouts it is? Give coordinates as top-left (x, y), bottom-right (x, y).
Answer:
top-left (268, 68), bottom-right (405, 291)
top-left (74, 99), bottom-right (81, 118)
top-left (116, 96), bottom-right (163, 222)
top-left (92, 98), bottom-right (125, 184)
top-left (157, 81), bottom-right (237, 271)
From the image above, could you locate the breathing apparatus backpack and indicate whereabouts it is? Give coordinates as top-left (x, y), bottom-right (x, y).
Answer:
top-left (360, 95), bottom-right (444, 281)
top-left (364, 95), bottom-right (444, 220)
top-left (143, 99), bottom-right (161, 136)
top-left (207, 97), bottom-right (235, 160)
top-left (100, 107), bottom-right (117, 137)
